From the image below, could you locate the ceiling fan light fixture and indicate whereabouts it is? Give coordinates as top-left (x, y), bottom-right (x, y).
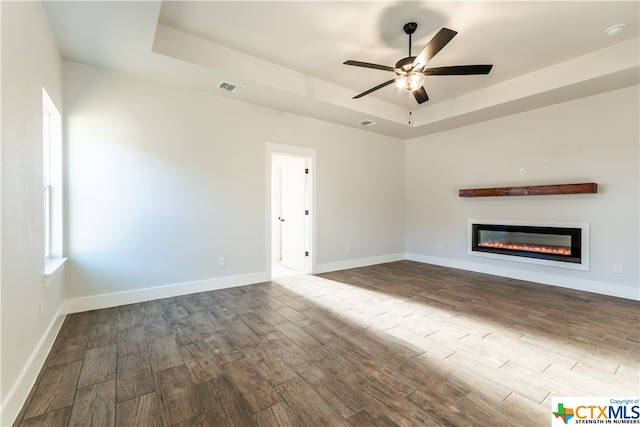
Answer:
top-left (396, 72), bottom-right (425, 91)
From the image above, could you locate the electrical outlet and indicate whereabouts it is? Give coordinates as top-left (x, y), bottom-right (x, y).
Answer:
top-left (613, 264), bottom-right (623, 274)
top-left (519, 168), bottom-right (526, 176)
top-left (345, 245), bottom-right (351, 253)
top-left (218, 258), bottom-right (225, 268)
top-left (543, 166), bottom-right (549, 174)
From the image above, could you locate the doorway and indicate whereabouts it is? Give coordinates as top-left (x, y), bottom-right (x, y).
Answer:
top-left (269, 144), bottom-right (315, 279)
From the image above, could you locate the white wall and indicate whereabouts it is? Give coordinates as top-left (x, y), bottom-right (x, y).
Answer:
top-left (406, 86), bottom-right (639, 300)
top-left (63, 61), bottom-right (406, 308)
top-left (0, 2), bottom-right (65, 424)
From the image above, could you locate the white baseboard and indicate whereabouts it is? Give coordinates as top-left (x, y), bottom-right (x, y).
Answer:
top-left (1, 303), bottom-right (66, 427)
top-left (405, 253), bottom-right (640, 301)
top-left (65, 272), bottom-right (271, 313)
top-left (314, 253), bottom-right (405, 275)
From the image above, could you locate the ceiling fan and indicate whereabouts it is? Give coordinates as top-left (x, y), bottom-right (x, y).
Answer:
top-left (344, 22), bottom-right (493, 104)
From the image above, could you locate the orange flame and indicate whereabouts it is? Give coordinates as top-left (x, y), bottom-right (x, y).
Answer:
top-left (479, 241), bottom-right (571, 256)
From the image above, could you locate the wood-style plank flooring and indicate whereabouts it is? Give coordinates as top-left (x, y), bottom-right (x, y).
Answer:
top-left (14, 261), bottom-right (640, 426)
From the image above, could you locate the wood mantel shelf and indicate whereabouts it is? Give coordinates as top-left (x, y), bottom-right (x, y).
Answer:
top-left (459, 182), bottom-right (597, 197)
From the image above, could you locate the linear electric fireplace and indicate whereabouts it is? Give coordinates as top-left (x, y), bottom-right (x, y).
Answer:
top-left (468, 220), bottom-right (589, 271)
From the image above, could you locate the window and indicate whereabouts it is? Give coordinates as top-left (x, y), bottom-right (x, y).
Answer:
top-left (42, 88), bottom-right (63, 267)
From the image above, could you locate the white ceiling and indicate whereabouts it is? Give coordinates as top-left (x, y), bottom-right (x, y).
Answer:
top-left (43, 1), bottom-right (639, 139)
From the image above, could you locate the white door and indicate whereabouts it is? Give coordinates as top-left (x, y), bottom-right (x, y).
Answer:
top-left (279, 155), bottom-right (307, 272)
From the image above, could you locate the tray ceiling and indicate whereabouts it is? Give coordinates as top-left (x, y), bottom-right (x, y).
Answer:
top-left (44, 1), bottom-right (639, 139)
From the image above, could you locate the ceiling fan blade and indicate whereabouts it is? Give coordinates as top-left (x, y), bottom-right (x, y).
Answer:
top-left (353, 79), bottom-right (396, 99)
top-left (422, 64), bottom-right (493, 75)
top-left (412, 28), bottom-right (458, 69)
top-left (344, 60), bottom-right (396, 72)
top-left (412, 86), bottom-right (429, 104)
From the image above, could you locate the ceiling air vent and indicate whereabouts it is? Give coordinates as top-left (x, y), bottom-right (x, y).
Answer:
top-left (358, 119), bottom-right (377, 127)
top-left (217, 81), bottom-right (245, 93)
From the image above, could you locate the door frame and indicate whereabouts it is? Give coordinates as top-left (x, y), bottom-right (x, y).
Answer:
top-left (266, 142), bottom-right (316, 277)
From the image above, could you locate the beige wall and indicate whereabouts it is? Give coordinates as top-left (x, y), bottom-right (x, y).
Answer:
top-left (406, 86), bottom-right (639, 299)
top-left (1, 2), bottom-right (65, 424)
top-left (63, 61), bottom-right (406, 303)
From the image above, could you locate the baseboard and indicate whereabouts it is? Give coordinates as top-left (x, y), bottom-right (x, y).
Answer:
top-left (405, 253), bottom-right (640, 301)
top-left (65, 272), bottom-right (271, 313)
top-left (314, 253), bottom-right (405, 275)
top-left (1, 303), bottom-right (66, 427)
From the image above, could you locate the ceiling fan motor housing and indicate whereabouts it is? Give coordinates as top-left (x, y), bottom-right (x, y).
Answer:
top-left (395, 56), bottom-right (416, 72)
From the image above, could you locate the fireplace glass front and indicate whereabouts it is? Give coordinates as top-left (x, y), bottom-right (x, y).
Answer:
top-left (471, 223), bottom-right (582, 264)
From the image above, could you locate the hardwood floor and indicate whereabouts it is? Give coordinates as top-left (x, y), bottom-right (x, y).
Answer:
top-left (14, 261), bottom-right (639, 426)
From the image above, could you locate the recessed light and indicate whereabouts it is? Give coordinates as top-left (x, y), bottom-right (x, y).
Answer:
top-left (358, 119), bottom-right (377, 127)
top-left (605, 24), bottom-right (625, 37)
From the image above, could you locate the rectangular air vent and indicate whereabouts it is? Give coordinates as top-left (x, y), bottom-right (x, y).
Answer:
top-left (217, 81), bottom-right (245, 93)
top-left (358, 119), bottom-right (377, 127)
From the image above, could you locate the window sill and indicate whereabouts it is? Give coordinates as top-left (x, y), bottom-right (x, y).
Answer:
top-left (43, 257), bottom-right (68, 288)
